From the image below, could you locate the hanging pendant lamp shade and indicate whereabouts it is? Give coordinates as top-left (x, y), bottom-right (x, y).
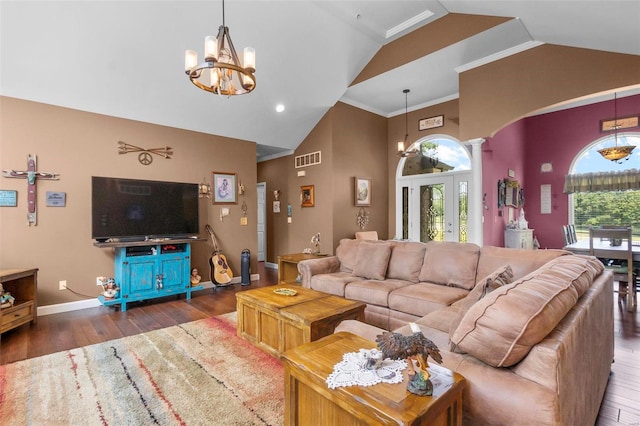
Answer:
top-left (598, 93), bottom-right (635, 163)
top-left (397, 89), bottom-right (419, 157)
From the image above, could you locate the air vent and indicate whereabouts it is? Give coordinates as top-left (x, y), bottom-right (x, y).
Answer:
top-left (295, 151), bottom-right (321, 168)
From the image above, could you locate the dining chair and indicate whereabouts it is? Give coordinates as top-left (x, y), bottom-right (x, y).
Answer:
top-left (562, 225), bottom-right (571, 246)
top-left (568, 224), bottom-right (577, 243)
top-left (355, 231), bottom-right (379, 240)
top-left (589, 226), bottom-right (636, 311)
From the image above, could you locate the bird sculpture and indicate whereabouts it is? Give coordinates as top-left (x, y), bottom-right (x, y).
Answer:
top-left (375, 323), bottom-right (443, 396)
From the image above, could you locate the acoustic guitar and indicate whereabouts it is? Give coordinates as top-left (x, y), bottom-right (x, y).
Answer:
top-left (205, 224), bottom-right (233, 286)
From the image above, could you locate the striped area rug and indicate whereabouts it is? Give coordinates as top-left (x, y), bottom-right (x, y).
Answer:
top-left (0, 313), bottom-right (284, 425)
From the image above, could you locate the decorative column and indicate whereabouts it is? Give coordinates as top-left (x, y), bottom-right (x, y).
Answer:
top-left (467, 138), bottom-right (485, 246)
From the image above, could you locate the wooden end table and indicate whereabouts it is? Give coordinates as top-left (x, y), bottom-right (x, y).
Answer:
top-left (277, 253), bottom-right (327, 285)
top-left (236, 285), bottom-right (365, 358)
top-left (282, 332), bottom-right (465, 426)
top-left (1, 268), bottom-right (38, 335)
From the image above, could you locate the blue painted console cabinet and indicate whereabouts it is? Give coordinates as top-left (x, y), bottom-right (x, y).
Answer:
top-left (95, 239), bottom-right (203, 311)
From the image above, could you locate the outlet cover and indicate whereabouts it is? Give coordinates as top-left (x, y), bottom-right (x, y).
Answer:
top-left (59, 280), bottom-right (67, 290)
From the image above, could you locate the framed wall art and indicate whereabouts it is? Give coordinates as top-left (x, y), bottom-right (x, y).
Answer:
top-left (354, 177), bottom-right (371, 206)
top-left (212, 171), bottom-right (237, 204)
top-left (419, 115), bottom-right (444, 131)
top-left (0, 190), bottom-right (17, 207)
top-left (301, 185), bottom-right (314, 207)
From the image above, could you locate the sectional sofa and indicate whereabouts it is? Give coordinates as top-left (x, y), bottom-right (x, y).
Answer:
top-left (297, 238), bottom-right (614, 426)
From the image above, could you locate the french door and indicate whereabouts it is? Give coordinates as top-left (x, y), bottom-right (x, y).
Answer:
top-left (397, 173), bottom-right (470, 242)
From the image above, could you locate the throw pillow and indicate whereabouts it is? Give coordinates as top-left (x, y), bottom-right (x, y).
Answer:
top-left (449, 265), bottom-right (514, 351)
top-left (351, 241), bottom-right (392, 280)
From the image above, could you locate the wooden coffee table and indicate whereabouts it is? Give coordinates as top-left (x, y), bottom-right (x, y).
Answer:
top-left (282, 332), bottom-right (465, 426)
top-left (236, 285), bottom-right (365, 358)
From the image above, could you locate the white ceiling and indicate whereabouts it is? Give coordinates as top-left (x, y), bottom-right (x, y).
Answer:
top-left (1, 1), bottom-right (639, 161)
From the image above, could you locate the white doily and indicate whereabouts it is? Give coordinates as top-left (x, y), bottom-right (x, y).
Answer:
top-left (326, 349), bottom-right (407, 389)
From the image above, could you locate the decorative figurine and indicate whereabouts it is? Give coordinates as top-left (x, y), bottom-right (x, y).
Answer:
top-left (191, 268), bottom-right (202, 286)
top-left (102, 278), bottom-right (119, 299)
top-left (376, 322), bottom-right (443, 396)
top-left (310, 233), bottom-right (321, 254)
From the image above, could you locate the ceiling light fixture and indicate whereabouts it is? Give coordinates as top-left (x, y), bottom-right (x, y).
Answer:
top-left (184, 0), bottom-right (255, 96)
top-left (397, 89), bottom-right (419, 157)
top-left (598, 93), bottom-right (635, 163)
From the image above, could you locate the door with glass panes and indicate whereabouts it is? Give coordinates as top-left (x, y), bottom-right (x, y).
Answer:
top-left (398, 174), bottom-right (469, 243)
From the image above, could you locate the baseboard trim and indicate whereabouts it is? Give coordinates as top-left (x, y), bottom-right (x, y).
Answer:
top-left (36, 273), bottom-right (262, 317)
top-left (265, 262), bottom-right (278, 269)
top-left (38, 298), bottom-right (101, 317)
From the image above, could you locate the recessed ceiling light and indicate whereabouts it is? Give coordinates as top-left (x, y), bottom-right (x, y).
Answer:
top-left (276, 104), bottom-right (285, 113)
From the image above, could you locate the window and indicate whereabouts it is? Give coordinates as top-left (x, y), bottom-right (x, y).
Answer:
top-left (568, 133), bottom-right (640, 240)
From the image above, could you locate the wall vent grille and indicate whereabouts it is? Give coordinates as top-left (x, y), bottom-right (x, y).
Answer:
top-left (295, 151), bottom-right (321, 168)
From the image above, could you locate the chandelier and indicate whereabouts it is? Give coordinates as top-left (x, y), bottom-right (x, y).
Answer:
top-left (184, 0), bottom-right (255, 96)
top-left (397, 89), bottom-right (420, 157)
top-left (598, 93), bottom-right (635, 163)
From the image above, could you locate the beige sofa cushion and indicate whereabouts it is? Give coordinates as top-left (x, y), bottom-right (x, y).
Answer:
top-left (419, 241), bottom-right (480, 290)
top-left (386, 241), bottom-right (426, 283)
top-left (336, 239), bottom-right (361, 272)
top-left (476, 246), bottom-right (569, 282)
top-left (449, 255), bottom-right (603, 367)
top-left (448, 265), bottom-right (514, 349)
top-left (351, 241), bottom-right (392, 280)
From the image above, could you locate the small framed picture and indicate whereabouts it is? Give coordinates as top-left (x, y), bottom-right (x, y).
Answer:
top-left (46, 191), bottom-right (66, 207)
top-left (212, 172), bottom-right (237, 204)
top-left (301, 185), bottom-right (314, 207)
top-left (273, 200), bottom-right (281, 213)
top-left (419, 115), bottom-right (444, 131)
top-left (354, 177), bottom-right (371, 206)
top-left (0, 190), bottom-right (17, 207)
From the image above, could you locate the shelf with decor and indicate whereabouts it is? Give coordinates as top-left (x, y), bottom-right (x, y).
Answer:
top-left (0, 268), bottom-right (38, 334)
top-left (96, 241), bottom-right (202, 311)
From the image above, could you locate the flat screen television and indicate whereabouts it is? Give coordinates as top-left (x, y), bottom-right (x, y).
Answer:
top-left (92, 176), bottom-right (199, 242)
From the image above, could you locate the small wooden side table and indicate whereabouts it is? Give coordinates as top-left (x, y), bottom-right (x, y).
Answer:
top-left (277, 253), bottom-right (327, 285)
top-left (282, 332), bottom-right (465, 426)
top-left (1, 268), bottom-right (38, 334)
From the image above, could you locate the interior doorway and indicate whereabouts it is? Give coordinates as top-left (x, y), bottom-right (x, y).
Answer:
top-left (257, 182), bottom-right (266, 261)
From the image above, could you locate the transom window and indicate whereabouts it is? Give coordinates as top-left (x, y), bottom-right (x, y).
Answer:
top-left (401, 137), bottom-right (471, 176)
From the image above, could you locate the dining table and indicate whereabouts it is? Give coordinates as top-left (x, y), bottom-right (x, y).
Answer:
top-left (563, 239), bottom-right (640, 262)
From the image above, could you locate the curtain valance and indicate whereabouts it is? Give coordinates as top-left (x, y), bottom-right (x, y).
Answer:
top-left (563, 169), bottom-right (640, 193)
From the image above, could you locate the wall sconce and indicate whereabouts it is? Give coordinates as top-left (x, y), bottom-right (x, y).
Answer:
top-left (238, 181), bottom-right (245, 196)
top-left (273, 190), bottom-right (280, 201)
top-left (199, 177), bottom-right (211, 198)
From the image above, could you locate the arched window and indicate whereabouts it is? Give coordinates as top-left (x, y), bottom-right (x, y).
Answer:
top-left (567, 133), bottom-right (640, 240)
top-left (396, 136), bottom-right (473, 242)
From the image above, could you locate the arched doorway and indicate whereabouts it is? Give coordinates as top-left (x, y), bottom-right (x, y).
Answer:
top-left (396, 135), bottom-right (473, 242)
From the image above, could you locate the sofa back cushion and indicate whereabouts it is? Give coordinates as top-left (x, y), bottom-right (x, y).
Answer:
top-left (351, 241), bottom-right (392, 280)
top-left (336, 239), bottom-right (361, 272)
top-left (419, 241), bottom-right (480, 290)
top-left (386, 241), bottom-right (426, 283)
top-left (449, 255), bottom-right (604, 367)
top-left (476, 246), bottom-right (569, 283)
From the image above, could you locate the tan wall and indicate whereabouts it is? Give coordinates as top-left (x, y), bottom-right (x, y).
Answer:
top-left (352, 14), bottom-right (510, 86)
top-left (0, 97), bottom-right (258, 307)
top-left (332, 103), bottom-right (388, 241)
top-left (257, 102), bottom-right (388, 262)
top-left (459, 44), bottom-right (640, 140)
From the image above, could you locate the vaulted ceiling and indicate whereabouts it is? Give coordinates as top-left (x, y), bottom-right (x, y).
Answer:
top-left (1, 1), bottom-right (639, 161)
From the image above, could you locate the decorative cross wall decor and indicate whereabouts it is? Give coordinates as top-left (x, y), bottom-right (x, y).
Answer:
top-left (2, 154), bottom-right (60, 225)
top-left (118, 140), bottom-right (173, 165)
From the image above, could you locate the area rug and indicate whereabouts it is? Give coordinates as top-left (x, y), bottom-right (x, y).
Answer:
top-left (0, 313), bottom-right (284, 425)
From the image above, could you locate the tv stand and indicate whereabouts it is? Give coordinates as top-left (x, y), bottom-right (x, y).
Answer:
top-left (95, 239), bottom-right (204, 311)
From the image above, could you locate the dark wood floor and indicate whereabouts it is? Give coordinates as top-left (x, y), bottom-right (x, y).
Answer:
top-left (1, 264), bottom-right (638, 425)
